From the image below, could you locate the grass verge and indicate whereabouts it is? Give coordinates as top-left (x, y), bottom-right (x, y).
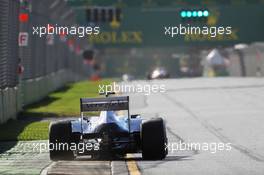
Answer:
top-left (0, 120), bottom-right (49, 141)
top-left (0, 79), bottom-right (112, 141)
top-left (22, 79), bottom-right (112, 117)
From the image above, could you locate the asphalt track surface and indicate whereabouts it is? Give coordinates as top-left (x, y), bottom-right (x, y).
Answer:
top-left (1, 78), bottom-right (264, 175)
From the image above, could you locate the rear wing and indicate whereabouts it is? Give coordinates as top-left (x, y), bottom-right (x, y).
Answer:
top-left (80, 96), bottom-right (129, 112)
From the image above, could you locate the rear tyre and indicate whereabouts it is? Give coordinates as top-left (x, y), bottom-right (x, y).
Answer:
top-left (141, 118), bottom-right (168, 160)
top-left (49, 121), bottom-right (76, 161)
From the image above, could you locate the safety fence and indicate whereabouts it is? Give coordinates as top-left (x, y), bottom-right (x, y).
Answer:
top-left (0, 0), bottom-right (90, 124)
top-left (0, 0), bottom-right (20, 124)
top-left (0, 0), bottom-right (19, 89)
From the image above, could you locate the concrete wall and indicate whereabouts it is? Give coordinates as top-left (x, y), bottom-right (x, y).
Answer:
top-left (228, 43), bottom-right (264, 77)
top-left (227, 50), bottom-right (242, 76)
top-left (0, 69), bottom-right (82, 124)
top-left (22, 69), bottom-right (79, 106)
top-left (0, 88), bottom-right (19, 124)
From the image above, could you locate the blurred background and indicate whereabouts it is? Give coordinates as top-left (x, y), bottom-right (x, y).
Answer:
top-left (0, 0), bottom-right (264, 123)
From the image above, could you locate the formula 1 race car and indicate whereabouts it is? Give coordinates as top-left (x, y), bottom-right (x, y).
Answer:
top-left (49, 92), bottom-right (168, 160)
top-left (147, 67), bottom-right (170, 80)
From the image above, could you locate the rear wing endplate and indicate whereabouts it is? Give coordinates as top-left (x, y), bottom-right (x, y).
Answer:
top-left (80, 96), bottom-right (129, 112)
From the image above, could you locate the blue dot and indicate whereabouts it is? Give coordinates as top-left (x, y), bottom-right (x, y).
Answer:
top-left (192, 11), bottom-right (197, 17)
top-left (186, 11), bottom-right (192, 17)
top-left (203, 10), bottom-right (209, 17)
top-left (197, 11), bottom-right (203, 17)
top-left (180, 11), bottom-right (187, 18)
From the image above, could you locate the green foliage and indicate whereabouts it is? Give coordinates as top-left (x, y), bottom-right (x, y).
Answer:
top-left (0, 120), bottom-right (50, 141)
top-left (23, 79), bottom-right (112, 117)
top-left (0, 79), bottom-right (112, 141)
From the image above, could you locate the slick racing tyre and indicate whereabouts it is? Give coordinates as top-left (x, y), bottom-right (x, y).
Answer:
top-left (49, 121), bottom-right (76, 161)
top-left (141, 118), bottom-right (168, 160)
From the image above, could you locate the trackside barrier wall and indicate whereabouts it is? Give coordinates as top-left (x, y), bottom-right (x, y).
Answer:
top-left (0, 88), bottom-right (19, 124)
top-left (0, 0), bottom-right (20, 124)
top-left (22, 69), bottom-right (81, 106)
top-left (227, 43), bottom-right (264, 77)
top-left (0, 91), bottom-right (3, 123)
top-left (0, 1), bottom-right (90, 124)
top-left (0, 70), bottom-right (82, 124)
